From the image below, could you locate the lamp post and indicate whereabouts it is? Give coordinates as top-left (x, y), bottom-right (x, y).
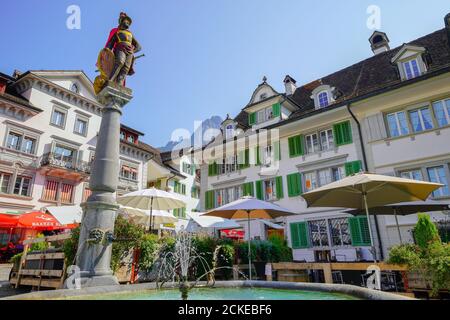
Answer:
top-left (71, 82), bottom-right (132, 288)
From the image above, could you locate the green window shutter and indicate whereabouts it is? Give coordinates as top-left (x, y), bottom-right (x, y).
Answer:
top-left (345, 160), bottom-right (363, 176)
top-left (334, 121), bottom-right (353, 146)
top-left (208, 162), bottom-right (218, 176)
top-left (182, 184), bottom-right (186, 195)
top-left (255, 147), bottom-right (261, 165)
top-left (239, 149), bottom-right (250, 169)
top-left (298, 222), bottom-right (310, 248)
top-left (288, 135), bottom-right (304, 157)
top-left (275, 176), bottom-right (284, 199)
top-left (287, 173), bottom-right (302, 197)
top-left (182, 208), bottom-right (186, 218)
top-left (359, 216), bottom-right (371, 246)
top-left (205, 190), bottom-right (216, 210)
top-left (348, 216), bottom-right (371, 247)
top-left (242, 182), bottom-right (254, 197)
top-left (244, 149), bottom-right (250, 168)
top-left (291, 222), bottom-right (310, 249)
top-left (274, 141), bottom-right (281, 161)
top-left (290, 223), bottom-right (301, 249)
top-left (249, 112), bottom-right (256, 126)
top-left (255, 180), bottom-right (264, 200)
top-left (272, 103), bottom-right (281, 117)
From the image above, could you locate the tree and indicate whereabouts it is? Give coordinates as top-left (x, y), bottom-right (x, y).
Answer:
top-left (414, 213), bottom-right (441, 249)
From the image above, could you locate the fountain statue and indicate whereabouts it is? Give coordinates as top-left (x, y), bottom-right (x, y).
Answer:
top-left (67, 12), bottom-right (142, 288)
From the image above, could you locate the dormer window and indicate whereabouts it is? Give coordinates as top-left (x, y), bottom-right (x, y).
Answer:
top-left (311, 85), bottom-right (335, 109)
top-left (402, 58), bottom-right (421, 80)
top-left (318, 91), bottom-right (329, 108)
top-left (391, 44), bottom-right (428, 82)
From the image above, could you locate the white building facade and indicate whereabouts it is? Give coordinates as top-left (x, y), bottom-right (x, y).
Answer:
top-left (199, 16), bottom-right (450, 262)
top-left (0, 70), bottom-right (154, 215)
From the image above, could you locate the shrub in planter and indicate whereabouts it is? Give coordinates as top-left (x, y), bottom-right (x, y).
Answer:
top-left (268, 234), bottom-right (293, 262)
top-left (413, 213), bottom-right (441, 249)
top-left (138, 233), bottom-right (159, 271)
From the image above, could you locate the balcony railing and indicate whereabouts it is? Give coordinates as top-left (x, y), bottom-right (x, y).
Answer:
top-left (39, 152), bottom-right (92, 175)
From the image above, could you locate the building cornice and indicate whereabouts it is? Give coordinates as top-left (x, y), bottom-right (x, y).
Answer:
top-left (12, 73), bottom-right (104, 116)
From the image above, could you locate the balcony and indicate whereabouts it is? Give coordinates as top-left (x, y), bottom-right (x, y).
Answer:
top-left (38, 152), bottom-right (91, 182)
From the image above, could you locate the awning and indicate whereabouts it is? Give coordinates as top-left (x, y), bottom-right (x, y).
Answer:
top-left (188, 212), bottom-right (241, 229)
top-left (44, 205), bottom-right (82, 225)
top-left (261, 220), bottom-right (284, 230)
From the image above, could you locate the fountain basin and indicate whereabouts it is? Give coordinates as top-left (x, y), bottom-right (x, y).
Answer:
top-left (1, 281), bottom-right (414, 300)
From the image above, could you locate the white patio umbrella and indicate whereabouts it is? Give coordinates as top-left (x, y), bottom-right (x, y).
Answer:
top-left (301, 172), bottom-right (443, 262)
top-left (120, 207), bottom-right (178, 228)
top-left (204, 196), bottom-right (295, 280)
top-left (117, 188), bottom-right (185, 231)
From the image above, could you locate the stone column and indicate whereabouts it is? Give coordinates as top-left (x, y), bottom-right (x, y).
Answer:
top-left (73, 82), bottom-right (132, 288)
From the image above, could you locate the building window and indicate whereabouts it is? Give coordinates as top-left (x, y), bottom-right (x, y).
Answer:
top-left (256, 106), bottom-right (274, 124)
top-left (74, 117), bottom-right (88, 136)
top-left (215, 185), bottom-right (242, 207)
top-left (83, 185), bottom-right (92, 202)
top-left (5, 131), bottom-right (37, 154)
top-left (191, 186), bottom-right (200, 199)
top-left (262, 145), bottom-right (273, 167)
top-left (319, 129), bottom-right (334, 151)
top-left (427, 166), bottom-right (449, 198)
top-left (402, 59), bottom-right (421, 80)
top-left (127, 135), bottom-right (135, 143)
top-left (182, 162), bottom-right (194, 175)
top-left (318, 91), bottom-right (329, 108)
top-left (308, 219), bottom-right (329, 247)
top-left (304, 166), bottom-right (345, 192)
top-left (225, 124), bottom-right (234, 139)
top-left (0, 172), bottom-right (11, 193)
top-left (120, 131), bottom-right (125, 140)
top-left (409, 107), bottom-right (433, 133)
top-left (400, 169), bottom-right (423, 181)
top-left (70, 83), bottom-right (80, 93)
top-left (120, 165), bottom-right (138, 181)
top-left (432, 98), bottom-right (450, 128)
top-left (50, 109), bottom-right (66, 128)
top-left (219, 155), bottom-right (238, 175)
top-left (263, 179), bottom-right (277, 201)
top-left (13, 176), bottom-right (31, 197)
top-left (305, 133), bottom-right (319, 154)
top-left (42, 180), bottom-right (74, 203)
top-left (329, 218), bottom-right (352, 246)
top-left (386, 111), bottom-right (409, 137)
top-left (54, 145), bottom-right (75, 163)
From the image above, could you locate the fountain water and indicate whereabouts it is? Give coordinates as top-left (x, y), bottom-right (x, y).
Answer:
top-left (151, 231), bottom-right (249, 300)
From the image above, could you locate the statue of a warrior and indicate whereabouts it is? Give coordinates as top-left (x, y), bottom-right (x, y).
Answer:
top-left (94, 12), bottom-right (142, 94)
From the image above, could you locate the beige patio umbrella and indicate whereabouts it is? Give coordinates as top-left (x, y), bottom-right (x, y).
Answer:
top-left (301, 172), bottom-right (443, 262)
top-left (119, 207), bottom-right (178, 229)
top-left (117, 188), bottom-right (185, 231)
top-left (204, 196), bottom-right (295, 280)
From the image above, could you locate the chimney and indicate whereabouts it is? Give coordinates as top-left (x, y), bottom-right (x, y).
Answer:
top-left (369, 31), bottom-right (390, 55)
top-left (445, 13), bottom-right (450, 46)
top-left (283, 75), bottom-right (297, 95)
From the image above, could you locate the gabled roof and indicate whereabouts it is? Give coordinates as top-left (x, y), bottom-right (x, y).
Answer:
top-left (233, 28), bottom-right (450, 128)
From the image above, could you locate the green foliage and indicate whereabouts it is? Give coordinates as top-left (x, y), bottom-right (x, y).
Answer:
top-left (236, 237), bottom-right (292, 264)
top-left (216, 243), bottom-right (234, 279)
top-left (111, 215), bottom-right (145, 272)
top-left (138, 233), bottom-right (159, 270)
top-left (62, 226), bottom-right (80, 266)
top-left (388, 215), bottom-right (450, 296)
top-left (9, 253), bottom-right (23, 266)
top-left (30, 234), bottom-right (49, 252)
top-left (413, 213), bottom-right (441, 249)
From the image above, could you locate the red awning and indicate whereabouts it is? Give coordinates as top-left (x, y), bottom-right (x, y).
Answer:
top-left (0, 214), bottom-right (20, 228)
top-left (14, 212), bottom-right (64, 231)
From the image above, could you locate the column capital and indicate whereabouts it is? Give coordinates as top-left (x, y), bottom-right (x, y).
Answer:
top-left (97, 81), bottom-right (133, 111)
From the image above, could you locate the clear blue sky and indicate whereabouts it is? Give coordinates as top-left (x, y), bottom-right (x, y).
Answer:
top-left (1, 0), bottom-right (449, 147)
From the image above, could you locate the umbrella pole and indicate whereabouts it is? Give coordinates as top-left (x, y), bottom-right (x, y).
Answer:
top-left (363, 193), bottom-right (377, 263)
top-left (247, 210), bottom-right (252, 281)
top-left (149, 197), bottom-right (154, 233)
top-left (394, 209), bottom-right (403, 245)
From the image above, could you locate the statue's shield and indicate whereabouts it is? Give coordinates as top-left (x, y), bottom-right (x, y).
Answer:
top-left (97, 48), bottom-right (115, 79)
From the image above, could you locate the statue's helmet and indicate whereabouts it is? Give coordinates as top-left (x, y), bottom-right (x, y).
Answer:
top-left (119, 12), bottom-right (132, 25)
